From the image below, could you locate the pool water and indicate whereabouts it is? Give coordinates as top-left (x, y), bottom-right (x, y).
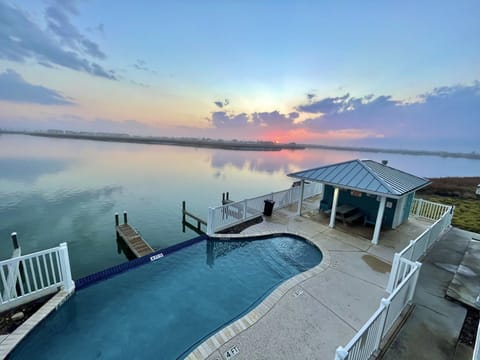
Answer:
top-left (10, 235), bottom-right (322, 360)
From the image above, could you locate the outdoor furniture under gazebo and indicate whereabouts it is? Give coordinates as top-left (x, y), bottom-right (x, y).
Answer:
top-left (288, 159), bottom-right (431, 244)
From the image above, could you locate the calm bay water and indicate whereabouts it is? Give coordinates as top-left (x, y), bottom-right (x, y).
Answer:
top-left (1, 134), bottom-right (479, 278)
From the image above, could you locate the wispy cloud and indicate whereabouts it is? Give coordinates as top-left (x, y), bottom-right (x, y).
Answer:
top-left (252, 111), bottom-right (299, 129)
top-left (306, 93), bottom-right (316, 102)
top-left (213, 99), bottom-right (230, 109)
top-left (0, 69), bottom-right (74, 105)
top-left (0, 0), bottom-right (115, 79)
top-left (45, 4), bottom-right (106, 59)
top-left (129, 79), bottom-right (150, 88)
top-left (296, 93), bottom-right (355, 114)
top-left (210, 111), bottom-right (249, 128)
top-left (132, 59), bottom-right (156, 74)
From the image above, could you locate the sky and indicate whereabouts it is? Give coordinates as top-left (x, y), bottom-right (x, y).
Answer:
top-left (0, 0), bottom-right (479, 151)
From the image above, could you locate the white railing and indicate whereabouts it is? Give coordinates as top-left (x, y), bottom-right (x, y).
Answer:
top-left (336, 199), bottom-right (453, 360)
top-left (474, 320), bottom-right (480, 360)
top-left (335, 260), bottom-right (421, 360)
top-left (206, 183), bottom-right (323, 235)
top-left (411, 198), bottom-right (451, 221)
top-left (387, 203), bottom-right (453, 292)
top-left (0, 243), bottom-right (74, 312)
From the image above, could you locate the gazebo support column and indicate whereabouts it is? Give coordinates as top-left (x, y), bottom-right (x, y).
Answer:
top-left (296, 180), bottom-right (305, 215)
top-left (329, 187), bottom-right (340, 228)
top-left (372, 196), bottom-right (387, 245)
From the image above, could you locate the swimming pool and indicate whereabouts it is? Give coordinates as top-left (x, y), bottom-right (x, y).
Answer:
top-left (10, 234), bottom-right (322, 359)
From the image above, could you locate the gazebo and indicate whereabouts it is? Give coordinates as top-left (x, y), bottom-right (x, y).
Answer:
top-left (288, 159), bottom-right (431, 244)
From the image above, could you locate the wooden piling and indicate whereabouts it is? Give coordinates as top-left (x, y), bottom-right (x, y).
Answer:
top-left (181, 201), bottom-right (207, 234)
top-left (182, 201), bottom-right (186, 223)
top-left (115, 212), bottom-right (119, 226)
top-left (123, 211), bottom-right (128, 224)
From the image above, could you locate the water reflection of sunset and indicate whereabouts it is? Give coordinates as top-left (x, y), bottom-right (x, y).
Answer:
top-left (210, 148), bottom-right (361, 175)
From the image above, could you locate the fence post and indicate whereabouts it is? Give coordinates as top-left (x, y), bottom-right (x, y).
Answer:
top-left (408, 262), bottom-right (422, 303)
top-left (375, 298), bottom-right (391, 350)
top-left (423, 229), bottom-right (431, 255)
top-left (335, 346), bottom-right (348, 360)
top-left (386, 253), bottom-right (401, 293)
top-left (59, 243), bottom-right (75, 293)
top-left (297, 180), bottom-right (305, 216)
top-left (207, 207), bottom-right (215, 236)
top-left (415, 199), bottom-right (423, 216)
top-left (408, 240), bottom-right (416, 260)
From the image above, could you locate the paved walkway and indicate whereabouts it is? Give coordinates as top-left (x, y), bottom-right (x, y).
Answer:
top-left (187, 198), bottom-right (434, 360)
top-left (382, 227), bottom-right (476, 360)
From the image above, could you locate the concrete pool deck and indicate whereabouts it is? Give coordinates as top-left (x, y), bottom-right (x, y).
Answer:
top-left (187, 197), bottom-right (435, 360)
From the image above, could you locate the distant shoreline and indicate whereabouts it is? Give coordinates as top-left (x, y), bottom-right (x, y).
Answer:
top-left (0, 130), bottom-right (304, 151)
top-left (1, 129), bottom-right (479, 160)
top-left (302, 144), bottom-right (480, 160)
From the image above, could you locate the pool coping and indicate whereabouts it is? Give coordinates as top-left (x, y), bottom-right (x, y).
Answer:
top-left (0, 288), bottom-right (74, 358)
top-left (185, 231), bottom-right (330, 360)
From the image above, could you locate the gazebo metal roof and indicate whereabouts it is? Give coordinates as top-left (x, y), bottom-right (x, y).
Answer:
top-left (288, 159), bottom-right (430, 198)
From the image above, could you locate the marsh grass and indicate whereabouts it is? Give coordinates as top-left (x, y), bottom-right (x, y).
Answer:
top-left (417, 176), bottom-right (480, 233)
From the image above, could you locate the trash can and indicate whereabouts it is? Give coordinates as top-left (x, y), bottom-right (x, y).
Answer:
top-left (263, 199), bottom-right (275, 216)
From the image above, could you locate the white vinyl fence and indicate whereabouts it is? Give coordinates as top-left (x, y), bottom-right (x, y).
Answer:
top-left (335, 259), bottom-right (421, 360)
top-left (335, 199), bottom-right (453, 360)
top-left (0, 243), bottom-right (74, 312)
top-left (206, 182), bottom-right (323, 235)
top-left (410, 198), bottom-right (452, 221)
top-left (474, 320), bottom-right (480, 360)
top-left (387, 203), bottom-right (453, 292)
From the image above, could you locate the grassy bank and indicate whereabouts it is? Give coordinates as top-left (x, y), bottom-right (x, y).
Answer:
top-left (417, 177), bottom-right (480, 233)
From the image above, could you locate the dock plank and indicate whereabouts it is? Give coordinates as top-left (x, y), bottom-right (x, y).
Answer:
top-left (116, 224), bottom-right (154, 258)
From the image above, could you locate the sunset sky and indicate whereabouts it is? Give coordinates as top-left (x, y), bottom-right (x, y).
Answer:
top-left (0, 0), bottom-right (479, 151)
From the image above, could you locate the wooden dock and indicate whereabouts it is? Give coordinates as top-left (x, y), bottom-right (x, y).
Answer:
top-left (115, 212), bottom-right (154, 258)
top-left (182, 201), bottom-right (207, 234)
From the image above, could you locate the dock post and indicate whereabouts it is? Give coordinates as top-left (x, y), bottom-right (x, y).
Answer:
top-left (182, 201), bottom-right (186, 223)
top-left (123, 211), bottom-right (128, 224)
top-left (226, 192), bottom-right (229, 201)
top-left (11, 232), bottom-right (19, 249)
top-left (115, 213), bottom-right (120, 239)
